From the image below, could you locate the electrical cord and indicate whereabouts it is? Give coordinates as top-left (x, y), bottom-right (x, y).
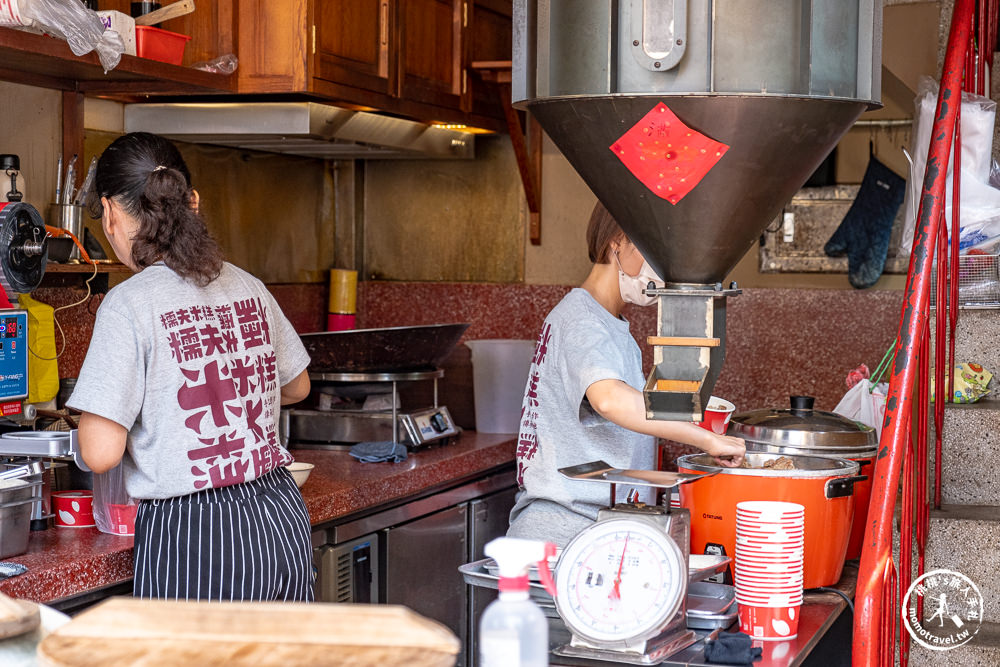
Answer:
top-left (814, 586), bottom-right (855, 615)
top-left (28, 259), bottom-right (100, 362)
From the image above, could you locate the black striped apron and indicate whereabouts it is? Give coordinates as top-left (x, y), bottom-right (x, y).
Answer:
top-left (132, 466), bottom-right (315, 602)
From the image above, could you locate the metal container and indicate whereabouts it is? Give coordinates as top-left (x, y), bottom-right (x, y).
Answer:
top-left (677, 452), bottom-right (863, 588)
top-left (727, 395), bottom-right (877, 559)
top-left (0, 479), bottom-right (41, 558)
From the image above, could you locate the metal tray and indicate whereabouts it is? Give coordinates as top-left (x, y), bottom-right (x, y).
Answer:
top-left (468, 552), bottom-right (730, 593)
top-left (0, 432), bottom-right (74, 457)
top-left (686, 581), bottom-right (738, 630)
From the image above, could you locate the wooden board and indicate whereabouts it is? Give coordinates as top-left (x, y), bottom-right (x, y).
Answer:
top-left (656, 379), bottom-right (702, 392)
top-left (647, 336), bottom-right (721, 348)
top-left (0, 591), bottom-right (40, 639)
top-left (38, 598), bottom-right (460, 667)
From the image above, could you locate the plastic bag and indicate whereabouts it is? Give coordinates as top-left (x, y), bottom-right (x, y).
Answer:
top-left (191, 54), bottom-right (239, 75)
top-left (92, 460), bottom-right (137, 536)
top-left (931, 362), bottom-right (993, 403)
top-left (17, 293), bottom-right (59, 404)
top-left (0, 0), bottom-right (124, 72)
top-left (833, 379), bottom-right (888, 439)
top-left (899, 76), bottom-right (1000, 256)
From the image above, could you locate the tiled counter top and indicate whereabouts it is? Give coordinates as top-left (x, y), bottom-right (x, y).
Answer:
top-left (0, 432), bottom-right (516, 605)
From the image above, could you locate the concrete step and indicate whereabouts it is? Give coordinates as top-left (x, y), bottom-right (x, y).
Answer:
top-left (908, 620), bottom-right (1000, 666)
top-left (929, 311), bottom-right (1000, 377)
top-left (937, 399), bottom-right (1000, 505)
top-left (923, 505), bottom-right (1000, 623)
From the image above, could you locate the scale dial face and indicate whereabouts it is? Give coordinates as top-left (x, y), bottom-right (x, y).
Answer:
top-left (555, 517), bottom-right (685, 645)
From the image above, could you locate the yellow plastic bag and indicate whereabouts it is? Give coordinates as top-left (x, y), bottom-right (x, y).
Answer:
top-left (17, 293), bottom-right (59, 404)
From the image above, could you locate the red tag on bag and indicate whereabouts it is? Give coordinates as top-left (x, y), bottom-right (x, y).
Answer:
top-left (609, 102), bottom-right (729, 205)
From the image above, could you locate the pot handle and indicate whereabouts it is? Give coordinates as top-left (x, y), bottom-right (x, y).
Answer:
top-left (825, 475), bottom-right (867, 499)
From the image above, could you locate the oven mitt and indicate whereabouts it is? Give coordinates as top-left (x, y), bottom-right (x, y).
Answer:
top-left (704, 631), bottom-right (763, 665)
top-left (349, 440), bottom-right (408, 463)
top-left (824, 156), bottom-right (905, 289)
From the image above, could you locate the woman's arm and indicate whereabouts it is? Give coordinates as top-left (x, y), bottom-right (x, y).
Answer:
top-left (280, 369), bottom-right (311, 405)
top-left (77, 412), bottom-right (128, 474)
top-left (586, 378), bottom-right (746, 466)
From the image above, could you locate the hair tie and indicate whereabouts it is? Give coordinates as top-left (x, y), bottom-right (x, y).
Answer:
top-left (152, 165), bottom-right (168, 172)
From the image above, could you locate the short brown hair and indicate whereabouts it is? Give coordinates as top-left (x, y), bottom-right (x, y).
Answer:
top-left (586, 201), bottom-right (624, 264)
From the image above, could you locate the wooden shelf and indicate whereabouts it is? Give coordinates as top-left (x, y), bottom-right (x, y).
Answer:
top-left (43, 262), bottom-right (132, 274)
top-left (0, 26), bottom-right (233, 97)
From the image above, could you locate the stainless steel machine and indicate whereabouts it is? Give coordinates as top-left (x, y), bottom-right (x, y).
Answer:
top-left (286, 324), bottom-right (470, 450)
top-left (514, 0), bottom-right (882, 422)
top-left (0, 188), bottom-right (89, 531)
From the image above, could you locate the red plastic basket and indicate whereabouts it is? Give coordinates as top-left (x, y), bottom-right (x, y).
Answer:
top-left (135, 25), bottom-right (190, 66)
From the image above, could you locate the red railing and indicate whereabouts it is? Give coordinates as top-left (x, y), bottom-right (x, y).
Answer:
top-left (853, 0), bottom-right (998, 664)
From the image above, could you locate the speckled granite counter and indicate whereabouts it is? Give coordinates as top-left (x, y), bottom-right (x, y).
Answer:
top-left (0, 432), bottom-right (516, 605)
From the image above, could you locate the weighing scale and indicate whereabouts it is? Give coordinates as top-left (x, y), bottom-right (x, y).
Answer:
top-left (550, 461), bottom-right (718, 665)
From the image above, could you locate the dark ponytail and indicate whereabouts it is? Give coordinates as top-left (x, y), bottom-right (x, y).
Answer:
top-left (94, 132), bottom-right (223, 286)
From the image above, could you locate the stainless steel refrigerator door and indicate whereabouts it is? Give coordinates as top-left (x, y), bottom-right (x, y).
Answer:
top-left (384, 503), bottom-right (469, 665)
top-left (467, 486), bottom-right (518, 663)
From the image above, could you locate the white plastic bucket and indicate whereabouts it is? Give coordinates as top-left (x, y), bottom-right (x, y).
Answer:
top-left (466, 339), bottom-right (535, 433)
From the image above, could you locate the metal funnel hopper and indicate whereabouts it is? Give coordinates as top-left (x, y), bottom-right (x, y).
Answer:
top-left (514, 0), bottom-right (881, 421)
top-left (526, 95), bottom-right (867, 285)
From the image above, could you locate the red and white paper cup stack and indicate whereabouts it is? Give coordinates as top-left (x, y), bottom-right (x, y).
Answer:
top-left (735, 500), bottom-right (805, 640)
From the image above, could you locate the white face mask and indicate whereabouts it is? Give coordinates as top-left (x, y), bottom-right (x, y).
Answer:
top-left (614, 251), bottom-right (663, 307)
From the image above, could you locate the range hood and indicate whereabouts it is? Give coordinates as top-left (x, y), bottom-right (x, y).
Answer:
top-left (123, 102), bottom-right (475, 160)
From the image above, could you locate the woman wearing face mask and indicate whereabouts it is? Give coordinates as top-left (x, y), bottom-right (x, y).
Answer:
top-left (507, 202), bottom-right (745, 546)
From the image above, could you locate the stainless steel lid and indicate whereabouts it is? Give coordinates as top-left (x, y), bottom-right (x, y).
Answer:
top-left (678, 452), bottom-right (860, 478)
top-left (728, 396), bottom-right (876, 452)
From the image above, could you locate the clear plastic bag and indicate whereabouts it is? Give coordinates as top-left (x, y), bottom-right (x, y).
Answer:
top-left (833, 379), bottom-right (888, 439)
top-left (191, 53), bottom-right (238, 74)
top-left (0, 0), bottom-right (124, 72)
top-left (92, 460), bottom-right (138, 536)
top-left (900, 75), bottom-right (1000, 256)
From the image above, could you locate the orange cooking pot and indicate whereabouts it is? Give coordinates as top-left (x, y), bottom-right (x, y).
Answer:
top-left (725, 396), bottom-right (878, 560)
top-left (678, 452), bottom-right (864, 588)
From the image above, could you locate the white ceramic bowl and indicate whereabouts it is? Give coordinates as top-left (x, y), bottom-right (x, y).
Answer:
top-left (285, 462), bottom-right (314, 488)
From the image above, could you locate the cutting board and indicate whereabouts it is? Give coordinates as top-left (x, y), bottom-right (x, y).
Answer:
top-left (37, 598), bottom-right (460, 667)
top-left (0, 591), bottom-right (40, 639)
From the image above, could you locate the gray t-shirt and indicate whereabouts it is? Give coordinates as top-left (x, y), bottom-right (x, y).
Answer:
top-left (68, 262), bottom-right (310, 500)
top-left (507, 288), bottom-right (655, 546)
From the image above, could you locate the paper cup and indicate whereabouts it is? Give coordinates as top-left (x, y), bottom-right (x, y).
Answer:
top-left (698, 396), bottom-right (736, 434)
top-left (52, 491), bottom-right (95, 528)
top-left (739, 603), bottom-right (801, 640)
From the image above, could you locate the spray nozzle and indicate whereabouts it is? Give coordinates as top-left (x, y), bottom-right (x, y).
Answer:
top-left (484, 537), bottom-right (557, 597)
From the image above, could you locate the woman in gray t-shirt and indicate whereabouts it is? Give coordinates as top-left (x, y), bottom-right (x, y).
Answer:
top-left (508, 202), bottom-right (746, 547)
top-left (69, 132), bottom-right (314, 602)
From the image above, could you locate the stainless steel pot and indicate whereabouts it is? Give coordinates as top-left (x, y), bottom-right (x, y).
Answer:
top-left (0, 479), bottom-right (42, 558)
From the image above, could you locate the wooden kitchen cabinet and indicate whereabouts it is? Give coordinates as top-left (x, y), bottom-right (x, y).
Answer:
top-left (98, 0), bottom-right (236, 68)
top-left (237, 0), bottom-right (507, 130)
top-left (314, 0), bottom-right (393, 97)
top-left (397, 0), bottom-right (464, 111)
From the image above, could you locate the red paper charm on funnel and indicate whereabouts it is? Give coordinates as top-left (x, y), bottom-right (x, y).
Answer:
top-left (610, 102), bottom-right (729, 205)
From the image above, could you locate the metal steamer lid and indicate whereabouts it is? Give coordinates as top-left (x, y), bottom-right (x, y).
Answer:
top-left (727, 395), bottom-right (876, 452)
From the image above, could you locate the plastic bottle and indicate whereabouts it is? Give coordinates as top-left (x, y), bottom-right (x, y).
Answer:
top-left (479, 537), bottom-right (557, 667)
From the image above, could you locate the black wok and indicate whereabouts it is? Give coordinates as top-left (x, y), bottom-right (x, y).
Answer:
top-left (300, 323), bottom-right (470, 373)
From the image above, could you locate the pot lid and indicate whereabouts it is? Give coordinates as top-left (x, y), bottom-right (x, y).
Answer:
top-left (728, 395), bottom-right (876, 451)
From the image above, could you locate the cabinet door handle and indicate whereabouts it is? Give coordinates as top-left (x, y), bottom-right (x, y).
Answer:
top-left (380, 0), bottom-right (389, 46)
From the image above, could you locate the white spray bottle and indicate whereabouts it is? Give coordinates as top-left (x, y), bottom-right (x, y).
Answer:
top-left (479, 537), bottom-right (557, 667)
